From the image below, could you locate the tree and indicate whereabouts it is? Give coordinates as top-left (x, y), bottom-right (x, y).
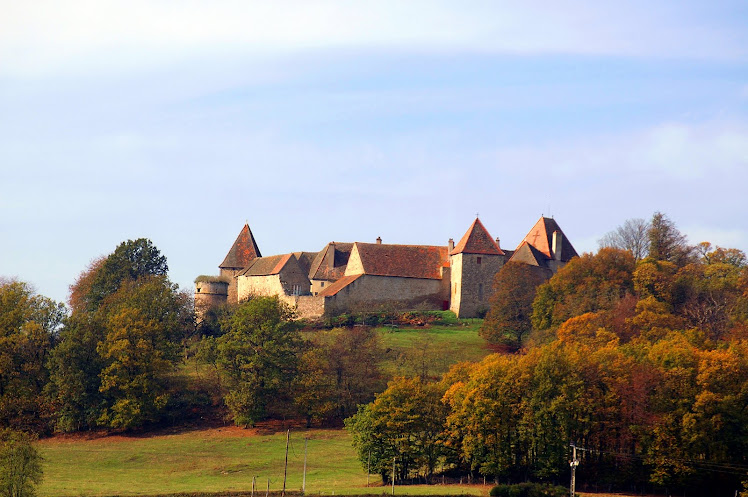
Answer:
top-left (532, 248), bottom-right (636, 330)
top-left (482, 263), bottom-right (547, 350)
top-left (0, 279), bottom-right (65, 432)
top-left (49, 239), bottom-right (192, 432)
top-left (293, 327), bottom-right (385, 426)
top-left (82, 239), bottom-right (168, 312)
top-left (217, 297), bottom-right (301, 426)
top-left (346, 377), bottom-right (448, 483)
top-left (647, 212), bottom-right (693, 267)
top-left (599, 218), bottom-right (650, 262)
top-left (0, 429), bottom-right (43, 497)
top-left (45, 312), bottom-right (106, 432)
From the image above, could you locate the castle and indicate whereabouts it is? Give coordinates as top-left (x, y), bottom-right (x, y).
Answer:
top-left (194, 217), bottom-right (578, 320)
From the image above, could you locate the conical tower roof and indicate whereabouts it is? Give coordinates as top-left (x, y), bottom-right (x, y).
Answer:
top-left (219, 223), bottom-right (262, 269)
top-left (451, 218), bottom-right (504, 256)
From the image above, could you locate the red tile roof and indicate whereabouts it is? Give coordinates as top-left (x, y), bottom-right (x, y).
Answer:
top-left (508, 241), bottom-right (549, 268)
top-left (318, 274), bottom-right (363, 297)
top-left (353, 243), bottom-right (449, 280)
top-left (220, 223), bottom-right (262, 269)
top-left (451, 218), bottom-right (504, 256)
top-left (519, 217), bottom-right (578, 262)
top-left (239, 253), bottom-right (293, 276)
top-left (308, 242), bottom-right (354, 281)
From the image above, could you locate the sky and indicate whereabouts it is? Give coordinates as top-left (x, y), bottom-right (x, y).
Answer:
top-left (2, 1), bottom-right (747, 304)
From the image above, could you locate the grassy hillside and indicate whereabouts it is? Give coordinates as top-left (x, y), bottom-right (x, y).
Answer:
top-left (37, 427), bottom-right (487, 497)
top-left (374, 319), bottom-right (490, 379)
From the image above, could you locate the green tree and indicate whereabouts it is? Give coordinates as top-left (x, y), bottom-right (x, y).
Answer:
top-left (293, 326), bottom-right (385, 426)
top-left (482, 263), bottom-right (547, 350)
top-left (45, 313), bottom-right (106, 432)
top-left (647, 212), bottom-right (693, 267)
top-left (346, 377), bottom-right (448, 483)
top-left (217, 297), bottom-right (301, 426)
top-left (0, 280), bottom-right (65, 432)
top-left (0, 429), bottom-right (43, 497)
top-left (83, 239), bottom-right (168, 312)
top-left (48, 239), bottom-right (192, 432)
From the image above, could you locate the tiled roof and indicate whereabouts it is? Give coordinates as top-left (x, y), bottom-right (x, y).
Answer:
top-left (239, 253), bottom-right (293, 276)
top-left (308, 242), bottom-right (353, 281)
top-left (293, 251), bottom-right (319, 277)
top-left (318, 274), bottom-right (363, 297)
top-left (352, 243), bottom-right (449, 280)
top-left (220, 223), bottom-right (262, 269)
top-left (520, 217), bottom-right (578, 262)
top-left (508, 241), bottom-right (550, 268)
top-left (451, 218), bottom-right (505, 256)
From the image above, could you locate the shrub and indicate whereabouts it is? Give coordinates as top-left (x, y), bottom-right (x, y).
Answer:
top-left (490, 482), bottom-right (567, 497)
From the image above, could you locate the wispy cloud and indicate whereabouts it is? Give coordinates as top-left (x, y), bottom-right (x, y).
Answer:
top-left (491, 119), bottom-right (748, 180)
top-left (1, 1), bottom-right (745, 78)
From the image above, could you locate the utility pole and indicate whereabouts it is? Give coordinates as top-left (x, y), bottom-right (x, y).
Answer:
top-left (302, 437), bottom-right (308, 495)
top-left (282, 429), bottom-right (290, 497)
top-left (569, 443), bottom-right (580, 497)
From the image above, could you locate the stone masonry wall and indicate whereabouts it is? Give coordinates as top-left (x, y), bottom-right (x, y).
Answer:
top-left (237, 274), bottom-right (284, 301)
top-left (219, 268), bottom-right (243, 304)
top-left (327, 275), bottom-right (443, 314)
top-left (451, 253), bottom-right (505, 318)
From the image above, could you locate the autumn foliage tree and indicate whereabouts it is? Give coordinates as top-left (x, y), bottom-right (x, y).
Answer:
top-left (481, 263), bottom-right (547, 350)
top-left (47, 239), bottom-right (191, 431)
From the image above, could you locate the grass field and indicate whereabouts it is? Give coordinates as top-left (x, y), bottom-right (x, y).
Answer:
top-left (36, 319), bottom-right (498, 497)
top-left (37, 426), bottom-right (488, 497)
top-left (373, 319), bottom-right (491, 379)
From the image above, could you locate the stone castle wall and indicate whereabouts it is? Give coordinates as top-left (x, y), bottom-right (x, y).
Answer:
top-left (194, 280), bottom-right (229, 321)
top-left (219, 268), bottom-right (243, 304)
top-left (450, 253), bottom-right (505, 318)
top-left (326, 274), bottom-right (444, 315)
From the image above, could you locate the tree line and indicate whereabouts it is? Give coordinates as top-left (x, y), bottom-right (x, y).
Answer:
top-left (347, 213), bottom-right (748, 496)
top-left (2, 213), bottom-right (747, 495)
top-left (0, 238), bottom-right (387, 435)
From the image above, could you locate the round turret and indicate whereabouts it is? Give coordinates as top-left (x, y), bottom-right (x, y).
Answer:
top-left (194, 276), bottom-right (229, 322)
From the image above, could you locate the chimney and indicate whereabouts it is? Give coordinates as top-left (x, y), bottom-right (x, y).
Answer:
top-left (495, 237), bottom-right (501, 249)
top-left (448, 238), bottom-right (455, 252)
top-left (328, 242), bottom-right (335, 268)
top-left (376, 236), bottom-right (382, 245)
top-left (552, 230), bottom-right (563, 261)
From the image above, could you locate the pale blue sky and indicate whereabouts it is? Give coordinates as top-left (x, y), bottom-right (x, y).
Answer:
top-left (2, 1), bottom-right (747, 304)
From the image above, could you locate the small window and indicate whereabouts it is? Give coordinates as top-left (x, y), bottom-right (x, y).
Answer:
top-left (321, 281), bottom-right (325, 287)
top-left (478, 283), bottom-right (484, 301)
top-left (477, 256), bottom-right (482, 264)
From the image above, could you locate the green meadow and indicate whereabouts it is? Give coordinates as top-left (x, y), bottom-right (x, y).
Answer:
top-left (37, 427), bottom-right (487, 497)
top-left (374, 319), bottom-right (491, 378)
top-left (38, 319), bottom-right (493, 497)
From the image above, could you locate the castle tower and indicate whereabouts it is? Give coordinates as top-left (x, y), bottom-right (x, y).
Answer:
top-left (219, 223), bottom-right (261, 304)
top-left (513, 216), bottom-right (578, 274)
top-left (449, 218), bottom-right (506, 318)
top-left (194, 277), bottom-right (229, 323)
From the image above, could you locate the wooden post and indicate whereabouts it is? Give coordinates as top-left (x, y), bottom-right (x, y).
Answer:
top-left (391, 456), bottom-right (396, 495)
top-left (266, 478), bottom-right (269, 497)
top-left (302, 437), bottom-right (308, 495)
top-left (282, 429), bottom-right (290, 497)
top-left (252, 476), bottom-right (256, 497)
